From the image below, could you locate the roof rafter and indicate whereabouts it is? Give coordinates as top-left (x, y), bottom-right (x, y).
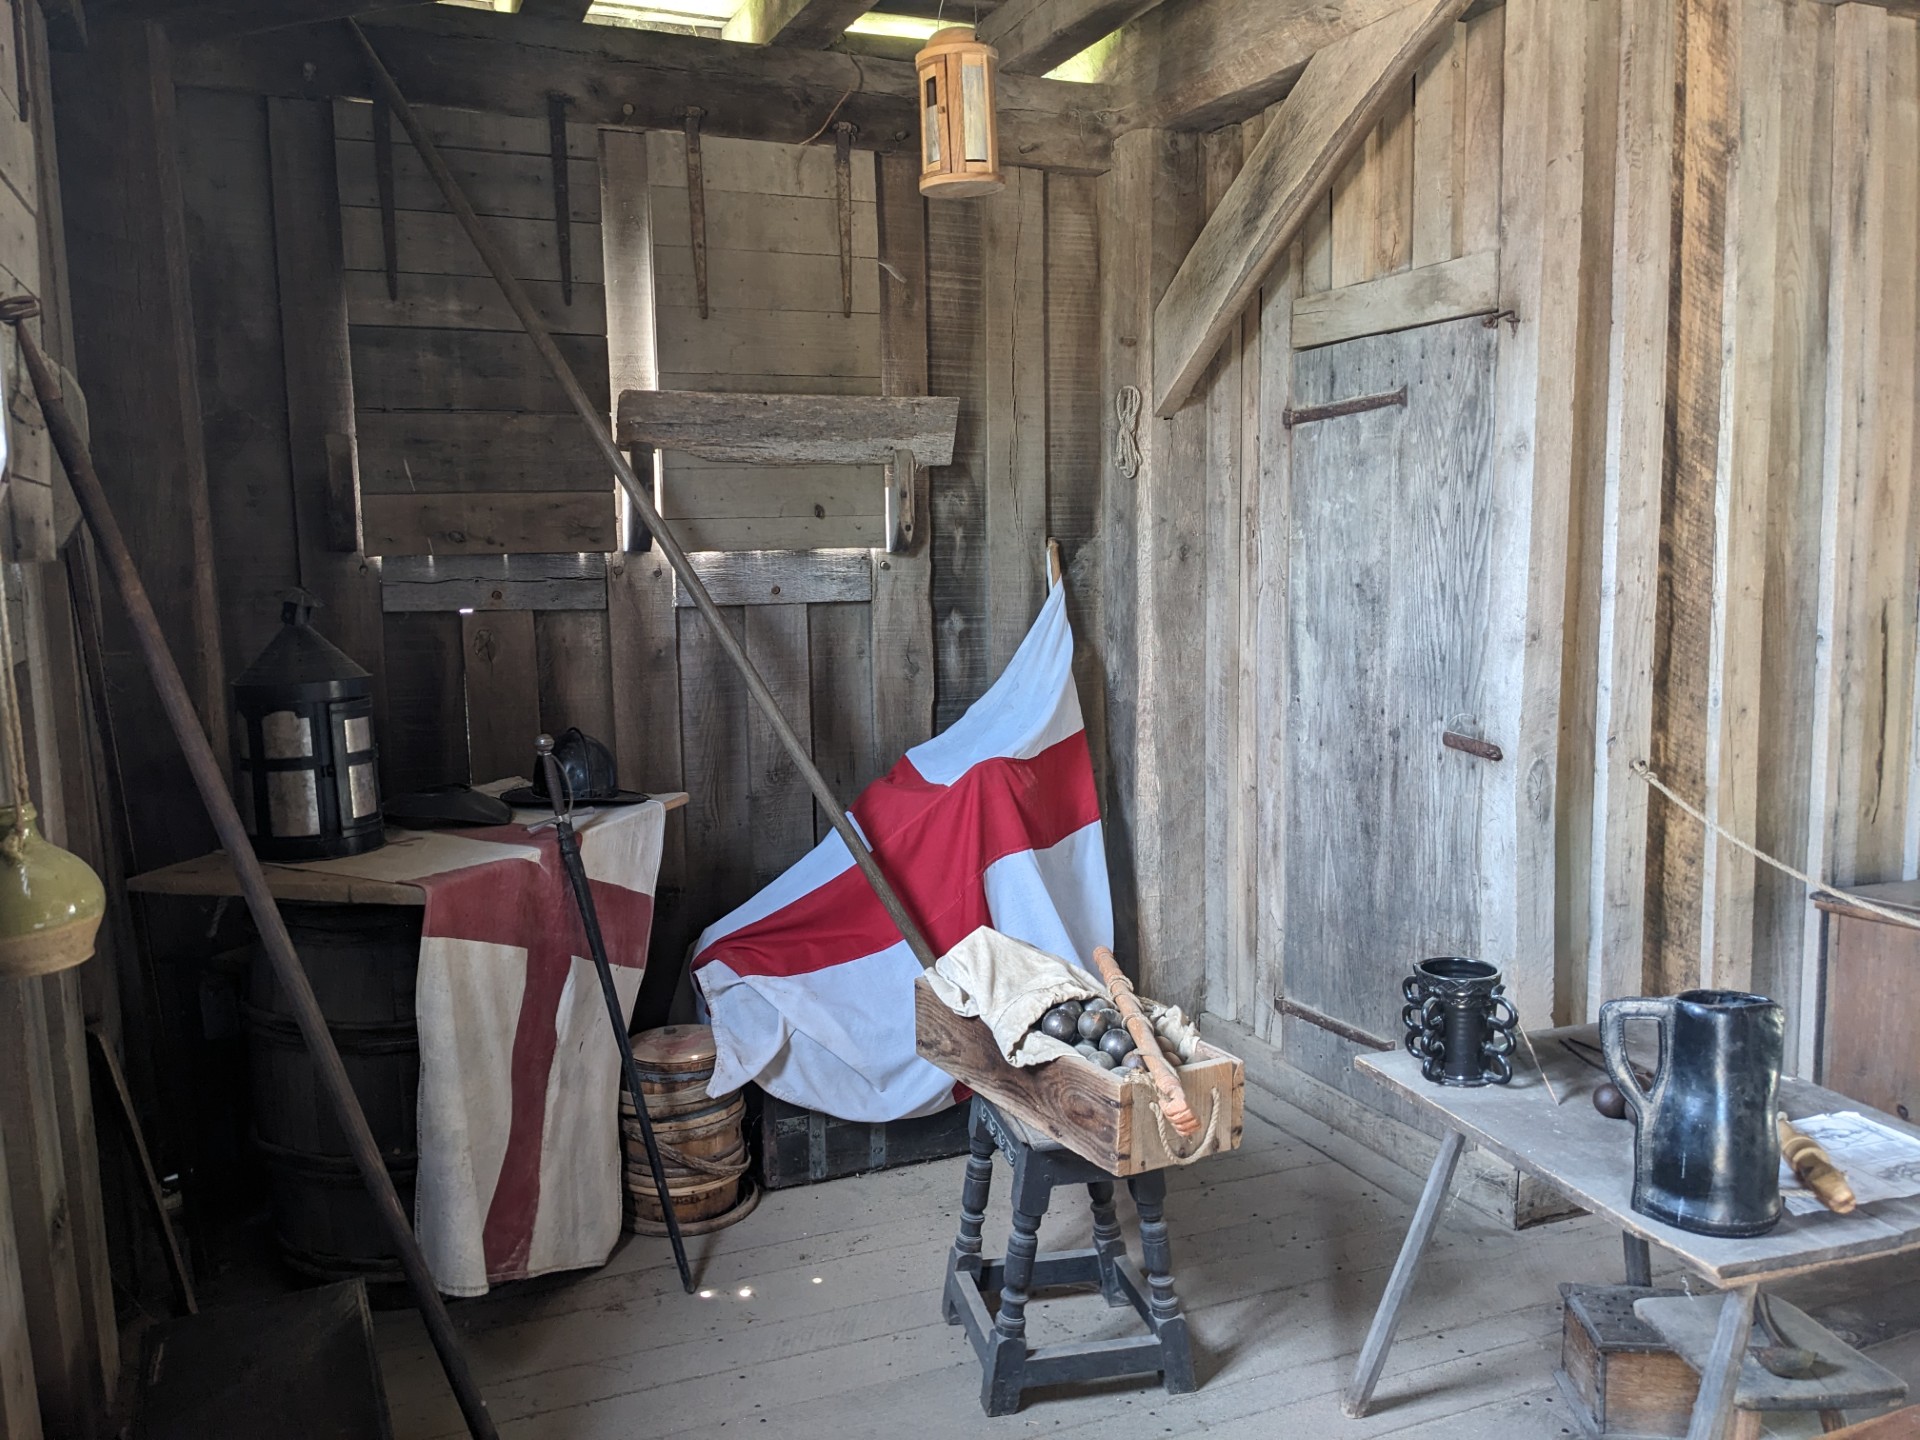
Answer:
top-left (720, 0), bottom-right (874, 48)
top-left (1150, 0), bottom-right (1467, 414)
top-left (976, 0), bottom-right (1166, 76)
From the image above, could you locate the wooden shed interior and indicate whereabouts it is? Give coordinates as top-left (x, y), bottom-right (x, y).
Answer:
top-left (2, 0), bottom-right (1920, 1434)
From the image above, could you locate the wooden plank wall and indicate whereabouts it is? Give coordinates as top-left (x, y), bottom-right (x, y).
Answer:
top-left (336, 100), bottom-right (617, 559)
top-left (1581, 0), bottom-right (1920, 1073)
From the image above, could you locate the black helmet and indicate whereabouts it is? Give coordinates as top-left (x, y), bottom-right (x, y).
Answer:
top-left (499, 728), bottom-right (651, 808)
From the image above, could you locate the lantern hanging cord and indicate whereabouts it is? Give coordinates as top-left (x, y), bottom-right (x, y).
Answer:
top-left (798, 57), bottom-right (864, 147)
top-left (0, 404), bottom-right (34, 859)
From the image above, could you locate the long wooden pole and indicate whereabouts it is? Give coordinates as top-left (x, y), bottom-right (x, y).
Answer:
top-left (0, 300), bottom-right (500, 1440)
top-left (344, 21), bottom-right (942, 970)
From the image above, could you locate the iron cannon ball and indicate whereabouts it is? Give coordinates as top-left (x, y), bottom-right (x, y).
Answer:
top-left (1039, 1006), bottom-right (1082, 1041)
top-left (1077, 1007), bottom-right (1115, 1041)
top-left (1098, 1028), bottom-right (1137, 1060)
top-left (1074, 1041), bottom-right (1101, 1061)
top-left (1090, 1049), bottom-right (1118, 1070)
top-left (1592, 1082), bottom-right (1629, 1120)
top-left (1121, 1051), bottom-right (1148, 1071)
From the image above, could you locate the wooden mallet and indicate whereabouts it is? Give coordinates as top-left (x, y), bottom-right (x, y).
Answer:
top-left (1092, 946), bottom-right (1199, 1137)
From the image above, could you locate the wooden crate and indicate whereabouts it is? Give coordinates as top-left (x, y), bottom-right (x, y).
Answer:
top-left (1555, 1284), bottom-right (1698, 1439)
top-left (752, 1086), bottom-right (972, 1189)
top-left (913, 975), bottom-right (1244, 1175)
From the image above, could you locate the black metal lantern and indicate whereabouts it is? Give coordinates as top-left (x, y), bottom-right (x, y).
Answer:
top-left (232, 590), bottom-right (385, 861)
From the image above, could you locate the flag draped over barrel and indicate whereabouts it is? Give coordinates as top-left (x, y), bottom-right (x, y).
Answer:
top-left (693, 579), bottom-right (1113, 1121)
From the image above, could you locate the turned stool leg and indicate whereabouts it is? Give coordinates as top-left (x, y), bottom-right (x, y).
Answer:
top-left (982, 1155), bottom-right (1052, 1416)
top-left (1129, 1169), bottom-right (1196, 1394)
top-left (945, 1099), bottom-right (998, 1324)
top-left (1088, 1180), bottom-right (1128, 1307)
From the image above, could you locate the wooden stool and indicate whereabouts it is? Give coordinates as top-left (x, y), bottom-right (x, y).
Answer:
top-left (942, 1096), bottom-right (1197, 1416)
top-left (1635, 1294), bottom-right (1910, 1439)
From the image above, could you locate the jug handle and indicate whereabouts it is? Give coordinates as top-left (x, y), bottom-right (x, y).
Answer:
top-left (1599, 998), bottom-right (1670, 1122)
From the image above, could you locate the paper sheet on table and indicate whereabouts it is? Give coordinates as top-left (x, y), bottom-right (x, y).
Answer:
top-left (1778, 1111), bottom-right (1920, 1216)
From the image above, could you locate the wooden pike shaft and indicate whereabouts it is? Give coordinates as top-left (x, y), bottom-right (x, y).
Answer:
top-left (344, 21), bottom-right (940, 971)
top-left (0, 301), bottom-right (500, 1440)
top-left (1093, 946), bottom-right (1199, 1136)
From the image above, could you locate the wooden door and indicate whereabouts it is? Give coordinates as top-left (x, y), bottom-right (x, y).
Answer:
top-left (1281, 315), bottom-right (1499, 1093)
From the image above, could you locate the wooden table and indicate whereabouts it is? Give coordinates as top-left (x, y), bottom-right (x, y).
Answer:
top-left (126, 793), bottom-right (688, 906)
top-left (1345, 1026), bottom-right (1920, 1440)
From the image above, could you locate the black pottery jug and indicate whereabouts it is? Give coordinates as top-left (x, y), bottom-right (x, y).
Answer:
top-left (1599, 990), bottom-right (1785, 1238)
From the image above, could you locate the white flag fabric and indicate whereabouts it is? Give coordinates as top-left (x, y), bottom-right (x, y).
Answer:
top-left (692, 579), bottom-right (1113, 1121)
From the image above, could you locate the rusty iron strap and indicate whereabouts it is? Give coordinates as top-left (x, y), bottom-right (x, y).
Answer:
top-left (1275, 996), bottom-right (1396, 1053)
top-left (372, 95), bottom-right (399, 301)
top-left (549, 92), bottom-right (574, 306)
top-left (834, 121), bottom-right (855, 319)
top-left (684, 105), bottom-right (709, 319)
top-left (1442, 730), bottom-right (1504, 763)
top-left (1282, 384), bottom-right (1407, 430)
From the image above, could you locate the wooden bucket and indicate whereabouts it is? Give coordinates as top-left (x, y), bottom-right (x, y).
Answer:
top-left (621, 1024), bottom-right (722, 1119)
top-left (621, 1027), bottom-right (750, 1232)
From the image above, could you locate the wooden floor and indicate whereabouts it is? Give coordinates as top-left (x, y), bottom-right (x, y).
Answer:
top-left (373, 1088), bottom-right (1920, 1439)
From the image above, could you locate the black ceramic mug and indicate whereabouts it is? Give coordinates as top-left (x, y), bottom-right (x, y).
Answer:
top-left (1600, 990), bottom-right (1784, 1238)
top-left (1401, 957), bottom-right (1518, 1087)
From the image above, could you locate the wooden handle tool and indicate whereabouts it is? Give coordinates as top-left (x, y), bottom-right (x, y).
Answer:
top-left (1093, 946), bottom-right (1199, 1137)
top-left (1778, 1112), bottom-right (1856, 1214)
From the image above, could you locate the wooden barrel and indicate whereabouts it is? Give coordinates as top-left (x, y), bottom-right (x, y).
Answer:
top-left (622, 1026), bottom-right (751, 1231)
top-left (245, 904), bottom-right (422, 1285)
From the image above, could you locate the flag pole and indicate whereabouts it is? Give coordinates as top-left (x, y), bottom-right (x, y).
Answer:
top-left (342, 21), bottom-right (940, 969)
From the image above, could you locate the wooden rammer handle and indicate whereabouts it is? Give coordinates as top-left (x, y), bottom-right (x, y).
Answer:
top-left (1778, 1112), bottom-right (1856, 1215)
top-left (1093, 946), bottom-right (1199, 1137)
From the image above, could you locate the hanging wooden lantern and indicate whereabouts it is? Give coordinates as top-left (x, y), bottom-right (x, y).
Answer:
top-left (915, 26), bottom-right (1004, 199)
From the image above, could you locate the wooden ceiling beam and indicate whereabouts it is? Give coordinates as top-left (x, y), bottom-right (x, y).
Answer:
top-left (86, 0), bottom-right (427, 43)
top-left (976, 0), bottom-right (1167, 76)
top-left (1094, 0), bottom-right (1495, 132)
top-left (1149, 0), bottom-right (1466, 415)
top-left (721, 0), bottom-right (873, 48)
top-left (171, 6), bottom-right (1117, 172)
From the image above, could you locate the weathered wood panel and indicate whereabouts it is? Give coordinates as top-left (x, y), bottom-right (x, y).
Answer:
top-left (743, 605), bottom-right (814, 886)
top-left (379, 610), bottom-right (468, 790)
top-left (381, 554), bottom-right (608, 612)
top-left (982, 166), bottom-right (1049, 673)
top-left (1284, 318), bottom-right (1497, 1081)
top-left (462, 609), bottom-right (541, 783)
top-left (535, 609), bottom-right (616, 745)
top-left (867, 153), bottom-right (936, 771)
top-left (357, 411), bottom-right (610, 495)
top-left (671, 551), bottom-right (872, 608)
top-left (361, 491), bottom-right (617, 557)
top-left (927, 195), bottom-right (987, 732)
top-left (616, 392), bottom-right (957, 467)
top-left (808, 601), bottom-right (878, 839)
top-left (347, 326), bottom-right (609, 413)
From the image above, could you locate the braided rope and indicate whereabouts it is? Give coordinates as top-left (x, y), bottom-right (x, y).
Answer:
top-left (1148, 1086), bottom-right (1221, 1166)
top-left (0, 357), bottom-right (34, 860)
top-left (1112, 386), bottom-right (1143, 479)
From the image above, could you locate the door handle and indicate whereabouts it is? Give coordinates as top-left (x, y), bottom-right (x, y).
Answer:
top-left (1441, 730), bottom-right (1502, 762)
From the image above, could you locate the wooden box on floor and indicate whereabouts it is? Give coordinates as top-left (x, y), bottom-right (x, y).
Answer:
top-left (912, 975), bottom-right (1244, 1174)
top-left (1557, 1284), bottom-right (1700, 1439)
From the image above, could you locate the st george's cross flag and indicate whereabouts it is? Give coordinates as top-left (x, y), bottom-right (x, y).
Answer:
top-left (692, 578), bottom-right (1113, 1121)
top-left (406, 803), bottom-right (664, 1296)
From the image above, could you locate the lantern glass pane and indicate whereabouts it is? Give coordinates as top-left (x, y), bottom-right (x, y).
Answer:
top-left (344, 715), bottom-right (373, 755)
top-left (924, 96), bottom-right (941, 166)
top-left (268, 770), bottom-right (321, 837)
top-left (348, 762), bottom-right (379, 820)
top-left (263, 710), bottom-right (313, 759)
top-left (962, 58), bottom-right (989, 161)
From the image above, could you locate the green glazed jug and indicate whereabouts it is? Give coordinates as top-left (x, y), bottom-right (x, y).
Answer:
top-left (0, 803), bottom-right (104, 978)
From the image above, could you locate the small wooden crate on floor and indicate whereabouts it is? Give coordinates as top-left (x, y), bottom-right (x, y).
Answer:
top-left (913, 975), bottom-right (1244, 1174)
top-left (1555, 1284), bottom-right (1699, 1439)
